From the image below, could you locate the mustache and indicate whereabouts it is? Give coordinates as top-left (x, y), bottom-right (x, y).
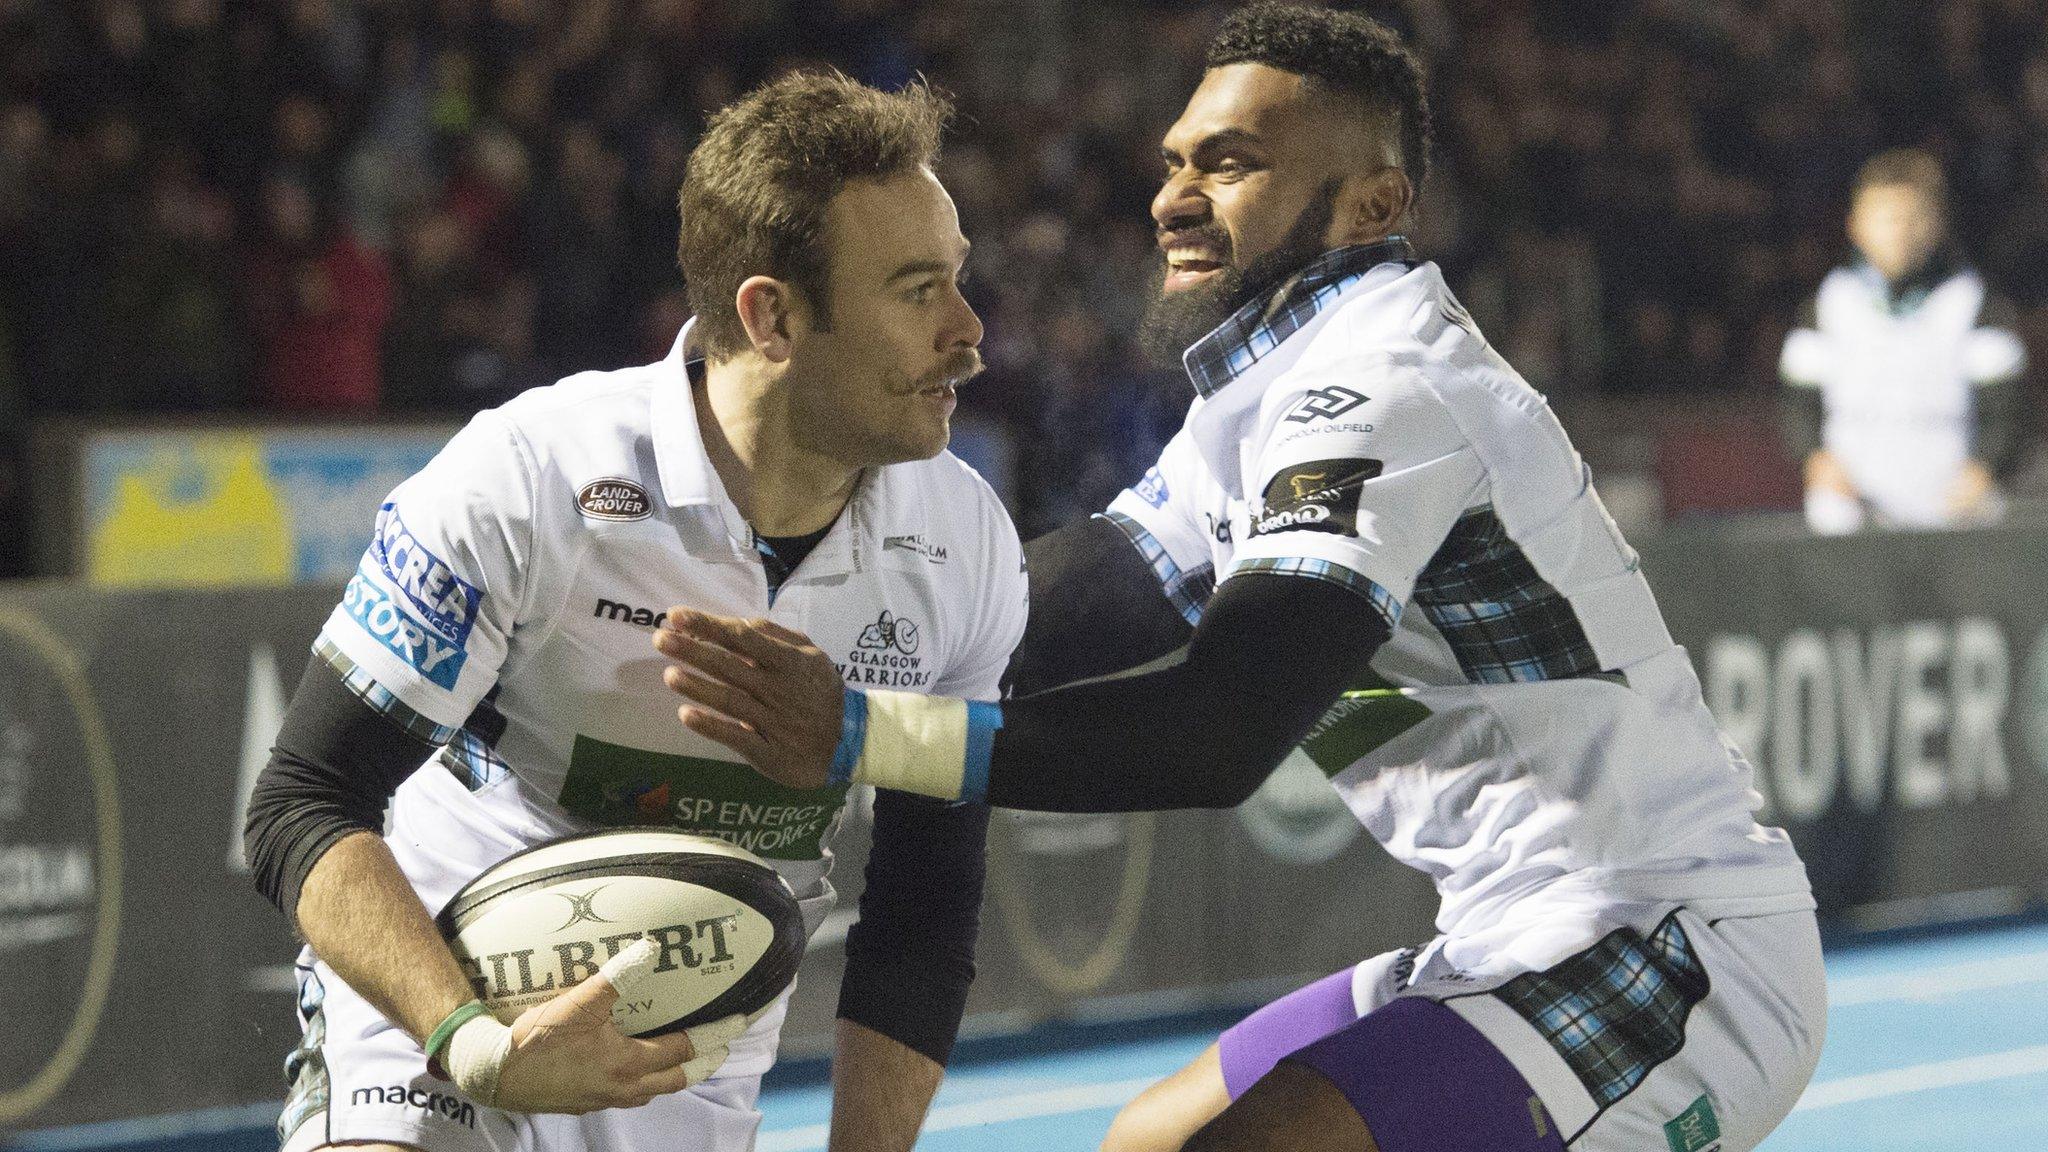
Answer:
top-left (917, 348), bottom-right (984, 390)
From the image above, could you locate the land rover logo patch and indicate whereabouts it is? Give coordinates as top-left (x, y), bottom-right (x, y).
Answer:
top-left (577, 479), bottom-right (652, 522)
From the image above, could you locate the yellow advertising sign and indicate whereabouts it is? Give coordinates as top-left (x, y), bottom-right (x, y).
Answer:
top-left (89, 435), bottom-right (295, 587)
top-left (81, 426), bottom-right (454, 587)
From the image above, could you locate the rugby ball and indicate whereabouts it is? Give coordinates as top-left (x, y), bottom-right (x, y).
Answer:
top-left (437, 829), bottom-right (805, 1037)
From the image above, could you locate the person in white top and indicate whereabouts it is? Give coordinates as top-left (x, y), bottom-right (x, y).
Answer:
top-left (657, 8), bottom-right (1823, 1152)
top-left (244, 72), bottom-right (1026, 1152)
top-left (1781, 147), bottom-right (2029, 534)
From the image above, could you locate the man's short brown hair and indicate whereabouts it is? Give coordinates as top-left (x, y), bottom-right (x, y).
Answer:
top-left (1853, 148), bottom-right (1948, 207)
top-left (678, 71), bottom-right (952, 360)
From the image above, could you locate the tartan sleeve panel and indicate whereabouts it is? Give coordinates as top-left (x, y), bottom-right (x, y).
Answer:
top-left (1099, 510), bottom-right (1216, 626)
top-left (1411, 506), bottom-right (1603, 684)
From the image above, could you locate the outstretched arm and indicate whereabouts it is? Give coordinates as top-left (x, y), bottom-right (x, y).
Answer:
top-left (654, 568), bottom-right (1389, 812)
top-left (1005, 515), bottom-right (1195, 697)
top-left (657, 362), bottom-right (1473, 813)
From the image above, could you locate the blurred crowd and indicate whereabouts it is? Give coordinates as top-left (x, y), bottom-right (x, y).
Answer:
top-left (3, 0), bottom-right (2048, 557)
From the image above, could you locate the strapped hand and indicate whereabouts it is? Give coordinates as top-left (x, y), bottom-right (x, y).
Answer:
top-left (453, 939), bottom-right (756, 1114)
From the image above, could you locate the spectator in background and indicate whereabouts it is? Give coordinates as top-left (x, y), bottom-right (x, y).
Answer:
top-left (1780, 148), bottom-right (2029, 533)
top-left (5, 1), bottom-right (2048, 549)
top-left (107, 148), bottom-right (247, 410)
top-left (244, 173), bottom-right (394, 412)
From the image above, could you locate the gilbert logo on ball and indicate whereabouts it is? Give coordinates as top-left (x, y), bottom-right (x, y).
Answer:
top-left (439, 829), bottom-right (804, 1036)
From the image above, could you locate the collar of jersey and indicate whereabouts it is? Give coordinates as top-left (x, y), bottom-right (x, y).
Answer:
top-left (651, 319), bottom-right (921, 576)
top-left (1180, 237), bottom-right (1414, 399)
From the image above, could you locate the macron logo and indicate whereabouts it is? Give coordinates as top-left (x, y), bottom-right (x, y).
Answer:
top-left (593, 598), bottom-right (667, 628)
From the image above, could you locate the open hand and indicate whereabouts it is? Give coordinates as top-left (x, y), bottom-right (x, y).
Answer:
top-left (653, 608), bottom-right (845, 790)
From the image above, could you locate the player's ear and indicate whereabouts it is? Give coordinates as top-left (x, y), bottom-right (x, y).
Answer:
top-left (735, 276), bottom-right (797, 363)
top-left (1334, 167), bottom-right (1413, 246)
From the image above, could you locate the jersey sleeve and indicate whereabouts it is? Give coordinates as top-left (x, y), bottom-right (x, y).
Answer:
top-left (313, 410), bottom-right (537, 738)
top-left (1100, 429), bottom-right (1216, 626)
top-left (933, 484), bottom-right (1029, 702)
top-left (1779, 294), bottom-right (1828, 390)
top-left (1227, 359), bottom-right (1484, 627)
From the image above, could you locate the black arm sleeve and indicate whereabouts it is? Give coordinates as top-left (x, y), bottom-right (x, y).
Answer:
top-left (1005, 516), bottom-right (1195, 698)
top-left (244, 656), bottom-right (441, 929)
top-left (1973, 374), bottom-right (2029, 478)
top-left (984, 571), bottom-right (1391, 813)
top-left (1780, 296), bottom-right (1825, 460)
top-left (1779, 389), bottom-right (1825, 460)
top-left (837, 790), bottom-right (990, 1066)
top-left (1971, 293), bottom-right (2030, 480)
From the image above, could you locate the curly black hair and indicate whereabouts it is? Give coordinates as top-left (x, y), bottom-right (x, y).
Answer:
top-left (1207, 3), bottom-right (1432, 195)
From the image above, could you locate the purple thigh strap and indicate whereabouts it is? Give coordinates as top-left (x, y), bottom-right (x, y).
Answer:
top-left (1217, 969), bottom-right (1360, 1098)
top-left (1286, 997), bottom-right (1567, 1152)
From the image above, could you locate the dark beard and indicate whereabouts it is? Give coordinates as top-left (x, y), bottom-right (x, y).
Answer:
top-left (1137, 180), bottom-right (1341, 369)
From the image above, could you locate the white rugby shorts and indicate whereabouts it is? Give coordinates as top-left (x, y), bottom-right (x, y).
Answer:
top-left (277, 951), bottom-right (791, 1152)
top-left (1357, 906), bottom-right (1826, 1152)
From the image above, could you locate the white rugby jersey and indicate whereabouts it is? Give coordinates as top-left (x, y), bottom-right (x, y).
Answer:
top-left (316, 323), bottom-right (1027, 928)
top-left (1108, 240), bottom-right (1812, 937)
top-left (1780, 263), bottom-right (2025, 526)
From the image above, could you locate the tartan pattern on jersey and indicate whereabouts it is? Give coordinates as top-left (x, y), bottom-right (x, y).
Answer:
top-left (1182, 238), bottom-right (1415, 397)
top-left (1099, 510), bottom-right (1214, 625)
top-left (441, 728), bottom-right (512, 790)
top-left (440, 689), bottom-right (512, 790)
top-left (1411, 507), bottom-right (1601, 684)
top-left (315, 635), bottom-right (460, 744)
top-left (1231, 556), bottom-right (1402, 631)
top-left (1490, 912), bottom-right (1710, 1110)
top-left (278, 961), bottom-right (330, 1146)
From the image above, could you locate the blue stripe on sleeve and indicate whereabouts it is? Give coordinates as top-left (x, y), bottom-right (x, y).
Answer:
top-left (830, 688), bottom-right (869, 786)
top-left (960, 700), bottom-right (1004, 803)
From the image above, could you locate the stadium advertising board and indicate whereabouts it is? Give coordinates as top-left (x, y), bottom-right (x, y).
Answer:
top-left (4, 518), bottom-right (2048, 1132)
top-left (76, 425), bottom-right (455, 587)
top-left (1640, 519), bottom-right (2048, 929)
top-left (0, 610), bottom-right (120, 1130)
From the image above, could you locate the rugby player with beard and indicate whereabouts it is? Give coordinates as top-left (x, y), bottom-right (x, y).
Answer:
top-left (658, 7), bottom-right (1822, 1151)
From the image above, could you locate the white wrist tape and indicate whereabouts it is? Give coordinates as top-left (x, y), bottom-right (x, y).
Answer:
top-left (681, 1043), bottom-right (730, 1086)
top-left (447, 1013), bottom-right (514, 1106)
top-left (851, 690), bottom-right (969, 799)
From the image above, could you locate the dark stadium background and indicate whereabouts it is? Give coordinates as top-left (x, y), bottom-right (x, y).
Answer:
top-left (3, 0), bottom-right (2045, 563)
top-left (4, 2), bottom-right (2048, 1150)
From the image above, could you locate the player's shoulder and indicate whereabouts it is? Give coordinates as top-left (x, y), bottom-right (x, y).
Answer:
top-left (490, 363), bottom-right (663, 452)
top-left (1307, 261), bottom-right (1503, 401)
top-left (1267, 263), bottom-right (1545, 453)
top-left (463, 363), bottom-right (669, 505)
top-left (1813, 264), bottom-right (1877, 319)
top-left (880, 449), bottom-right (1010, 524)
top-left (873, 449), bottom-right (1020, 561)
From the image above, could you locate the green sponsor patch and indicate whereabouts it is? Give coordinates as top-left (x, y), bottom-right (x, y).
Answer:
top-left (563, 734), bottom-right (850, 860)
top-left (1664, 1094), bottom-right (1722, 1152)
top-left (1298, 689), bottom-right (1432, 778)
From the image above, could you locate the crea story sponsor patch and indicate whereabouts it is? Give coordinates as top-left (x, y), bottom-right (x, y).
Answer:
top-left (344, 504), bottom-right (484, 689)
top-left (367, 503), bottom-right (483, 646)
